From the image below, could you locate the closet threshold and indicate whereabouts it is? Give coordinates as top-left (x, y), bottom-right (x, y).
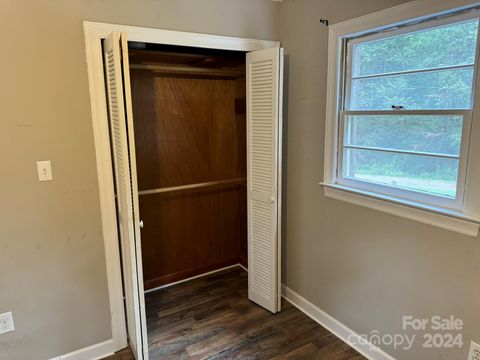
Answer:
top-left (139, 177), bottom-right (246, 196)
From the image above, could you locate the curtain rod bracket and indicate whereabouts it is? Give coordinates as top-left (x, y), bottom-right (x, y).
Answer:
top-left (320, 19), bottom-right (329, 26)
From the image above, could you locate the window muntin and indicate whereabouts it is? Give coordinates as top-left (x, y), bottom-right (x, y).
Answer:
top-left (349, 68), bottom-right (475, 110)
top-left (343, 143), bottom-right (460, 198)
top-left (342, 114), bottom-right (463, 199)
top-left (337, 14), bottom-right (480, 210)
top-left (343, 114), bottom-right (463, 156)
top-left (351, 19), bottom-right (479, 78)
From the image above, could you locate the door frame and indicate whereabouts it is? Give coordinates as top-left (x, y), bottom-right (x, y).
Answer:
top-left (83, 21), bottom-right (280, 351)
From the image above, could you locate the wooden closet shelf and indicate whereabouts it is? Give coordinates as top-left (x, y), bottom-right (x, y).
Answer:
top-left (139, 177), bottom-right (247, 196)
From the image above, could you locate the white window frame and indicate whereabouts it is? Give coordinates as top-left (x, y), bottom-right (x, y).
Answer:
top-left (323, 0), bottom-right (480, 237)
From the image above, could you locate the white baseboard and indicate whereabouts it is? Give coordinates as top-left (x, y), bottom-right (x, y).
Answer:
top-left (238, 263), bottom-right (248, 272)
top-left (145, 263), bottom-right (246, 294)
top-left (48, 339), bottom-right (114, 360)
top-left (282, 285), bottom-right (396, 360)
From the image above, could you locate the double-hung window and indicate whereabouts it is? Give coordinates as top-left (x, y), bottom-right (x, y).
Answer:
top-left (324, 5), bottom-right (480, 235)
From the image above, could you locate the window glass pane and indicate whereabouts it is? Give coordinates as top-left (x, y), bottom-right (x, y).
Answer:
top-left (353, 19), bottom-right (479, 77)
top-left (343, 148), bottom-right (459, 197)
top-left (350, 68), bottom-right (474, 110)
top-left (345, 115), bottom-right (463, 156)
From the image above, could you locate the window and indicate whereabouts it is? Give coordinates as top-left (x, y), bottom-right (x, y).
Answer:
top-left (337, 12), bottom-right (479, 210)
top-left (324, 3), bottom-right (480, 236)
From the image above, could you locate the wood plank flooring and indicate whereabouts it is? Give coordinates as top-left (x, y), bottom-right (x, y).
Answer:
top-left (104, 267), bottom-right (365, 359)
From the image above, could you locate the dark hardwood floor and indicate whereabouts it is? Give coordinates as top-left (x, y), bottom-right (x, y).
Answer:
top-left (104, 267), bottom-right (365, 359)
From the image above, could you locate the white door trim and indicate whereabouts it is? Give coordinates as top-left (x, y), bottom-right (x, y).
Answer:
top-left (83, 21), bottom-right (280, 351)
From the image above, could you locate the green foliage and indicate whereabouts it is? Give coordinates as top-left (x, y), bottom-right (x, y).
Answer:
top-left (355, 20), bottom-right (478, 76)
top-left (351, 19), bottom-right (479, 110)
top-left (348, 115), bottom-right (462, 155)
top-left (344, 19), bottom-right (478, 196)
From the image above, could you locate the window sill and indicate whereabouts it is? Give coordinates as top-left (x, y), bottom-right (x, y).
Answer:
top-left (320, 183), bottom-right (480, 237)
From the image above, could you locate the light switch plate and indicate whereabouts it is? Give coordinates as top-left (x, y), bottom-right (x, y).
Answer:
top-left (0, 312), bottom-right (14, 335)
top-left (36, 160), bottom-right (53, 181)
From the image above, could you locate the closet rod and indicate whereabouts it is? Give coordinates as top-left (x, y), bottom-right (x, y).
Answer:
top-left (138, 177), bottom-right (246, 196)
top-left (130, 63), bottom-right (245, 78)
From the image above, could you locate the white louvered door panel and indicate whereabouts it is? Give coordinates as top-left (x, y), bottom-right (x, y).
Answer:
top-left (246, 47), bottom-right (283, 313)
top-left (104, 32), bottom-right (148, 360)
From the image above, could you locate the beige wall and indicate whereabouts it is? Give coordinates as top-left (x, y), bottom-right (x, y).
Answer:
top-left (0, 1), bottom-right (279, 359)
top-left (279, 1), bottom-right (480, 359)
top-left (2, 0), bottom-right (479, 359)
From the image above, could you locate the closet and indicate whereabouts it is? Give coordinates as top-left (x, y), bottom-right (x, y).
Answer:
top-left (101, 31), bottom-right (283, 360)
top-left (127, 43), bottom-right (248, 290)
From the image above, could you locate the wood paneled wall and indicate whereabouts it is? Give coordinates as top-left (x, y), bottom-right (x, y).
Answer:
top-left (130, 67), bottom-right (247, 290)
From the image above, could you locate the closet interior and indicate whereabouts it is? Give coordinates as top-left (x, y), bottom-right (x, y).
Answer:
top-left (127, 42), bottom-right (248, 291)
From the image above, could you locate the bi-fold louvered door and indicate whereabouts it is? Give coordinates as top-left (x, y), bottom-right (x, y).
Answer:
top-left (104, 28), bottom-right (283, 358)
top-left (103, 32), bottom-right (148, 360)
top-left (246, 47), bottom-right (283, 313)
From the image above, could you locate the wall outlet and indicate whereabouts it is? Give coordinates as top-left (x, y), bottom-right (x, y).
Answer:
top-left (0, 312), bottom-right (14, 335)
top-left (468, 341), bottom-right (480, 360)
